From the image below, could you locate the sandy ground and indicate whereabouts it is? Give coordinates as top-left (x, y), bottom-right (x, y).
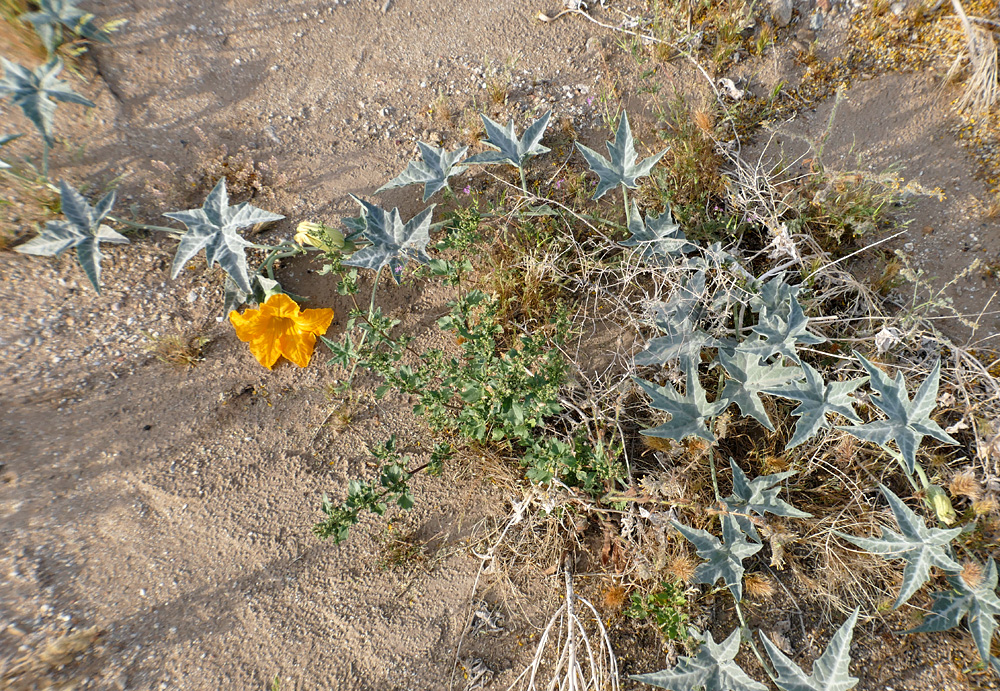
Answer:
top-left (2, 0), bottom-right (999, 689)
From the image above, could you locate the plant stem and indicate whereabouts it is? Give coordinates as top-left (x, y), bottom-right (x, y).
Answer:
top-left (519, 166), bottom-right (529, 197)
top-left (733, 599), bottom-right (778, 682)
top-left (107, 216), bottom-right (186, 236)
top-left (708, 447), bottom-right (721, 502)
top-left (42, 141), bottom-right (49, 181)
top-left (622, 185), bottom-right (630, 223)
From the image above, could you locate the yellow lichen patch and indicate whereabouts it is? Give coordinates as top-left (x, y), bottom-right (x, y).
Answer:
top-left (229, 293), bottom-right (334, 369)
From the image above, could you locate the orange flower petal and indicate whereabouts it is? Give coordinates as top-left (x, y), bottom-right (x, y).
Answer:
top-left (279, 331), bottom-right (317, 368)
top-left (263, 292), bottom-right (302, 319)
top-left (229, 308), bottom-right (266, 342)
top-left (294, 307), bottom-right (335, 335)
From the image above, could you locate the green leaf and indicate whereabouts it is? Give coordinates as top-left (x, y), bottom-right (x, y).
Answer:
top-left (905, 558), bottom-right (1000, 674)
top-left (749, 275), bottom-right (803, 319)
top-left (15, 180), bottom-right (126, 293)
top-left (635, 358), bottom-right (728, 444)
top-left (636, 271), bottom-right (720, 367)
top-left (742, 296), bottom-right (824, 364)
top-left (760, 609), bottom-right (860, 691)
top-left (631, 628), bottom-right (767, 691)
top-left (21, 0), bottom-right (112, 54)
top-left (764, 362), bottom-right (866, 449)
top-left (0, 57), bottom-right (94, 146)
top-left (620, 200), bottom-right (694, 264)
top-left (341, 196), bottom-right (435, 284)
top-left (722, 459), bottom-right (811, 542)
top-left (672, 515), bottom-right (762, 601)
top-left (575, 111), bottom-right (667, 199)
top-left (377, 142), bottom-right (468, 201)
top-left (164, 178), bottom-right (283, 294)
top-left (0, 133), bottom-right (22, 169)
top-left (719, 349), bottom-right (802, 431)
top-left (466, 110), bottom-right (551, 169)
top-left (838, 354), bottom-right (958, 475)
top-left (835, 485), bottom-right (960, 608)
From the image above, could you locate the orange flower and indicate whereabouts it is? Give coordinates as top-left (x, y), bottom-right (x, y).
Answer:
top-left (229, 293), bottom-right (334, 369)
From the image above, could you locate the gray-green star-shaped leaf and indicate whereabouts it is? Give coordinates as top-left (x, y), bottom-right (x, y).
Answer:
top-left (631, 627), bottom-right (767, 691)
top-left (636, 271), bottom-right (720, 367)
top-left (377, 142), bottom-right (468, 201)
top-left (465, 110), bottom-right (550, 170)
top-left (164, 178), bottom-right (284, 294)
top-left (722, 458), bottom-right (811, 542)
top-left (835, 484), bottom-right (960, 608)
top-left (742, 296), bottom-right (825, 364)
top-left (760, 608), bottom-right (860, 691)
top-left (765, 362), bottom-right (866, 449)
top-left (341, 196), bottom-right (435, 284)
top-left (15, 180), bottom-right (127, 293)
top-left (838, 353), bottom-right (958, 475)
top-left (672, 515), bottom-right (762, 601)
top-left (21, 0), bottom-right (112, 54)
top-left (635, 358), bottom-right (728, 444)
top-left (905, 558), bottom-right (1000, 675)
top-left (719, 349), bottom-right (802, 431)
top-left (620, 200), bottom-right (694, 265)
top-left (0, 57), bottom-right (95, 147)
top-left (575, 111), bottom-right (667, 199)
top-left (749, 274), bottom-right (803, 319)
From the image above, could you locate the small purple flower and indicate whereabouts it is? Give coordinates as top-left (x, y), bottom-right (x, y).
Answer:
top-left (555, 179), bottom-right (563, 190)
top-left (462, 185), bottom-right (471, 195)
top-left (586, 96), bottom-right (594, 106)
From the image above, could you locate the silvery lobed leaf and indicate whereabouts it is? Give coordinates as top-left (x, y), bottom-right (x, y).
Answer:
top-left (22, 0), bottom-right (112, 54)
top-left (631, 628), bottom-right (767, 691)
top-left (765, 362), bottom-right (866, 449)
top-left (15, 180), bottom-right (126, 293)
top-left (719, 349), bottom-right (802, 431)
top-left (672, 515), bottom-right (762, 601)
top-left (620, 200), bottom-right (694, 264)
top-left (0, 57), bottom-right (95, 146)
top-left (465, 110), bottom-right (551, 169)
top-left (636, 271), bottom-right (719, 367)
top-left (835, 484), bottom-right (960, 608)
top-left (342, 195), bottom-right (434, 284)
top-left (749, 275), bottom-right (803, 319)
top-left (377, 142), bottom-right (468, 201)
top-left (905, 558), bottom-right (1000, 675)
top-left (0, 133), bottom-right (22, 169)
top-left (164, 178), bottom-right (284, 294)
top-left (742, 296), bottom-right (825, 364)
top-left (838, 354), bottom-right (957, 475)
top-left (722, 458), bottom-right (811, 542)
top-left (575, 111), bottom-right (667, 199)
top-left (760, 609), bottom-right (860, 691)
top-left (635, 358), bottom-right (728, 443)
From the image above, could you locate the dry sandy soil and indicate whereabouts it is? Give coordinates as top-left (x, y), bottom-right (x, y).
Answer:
top-left (2, 0), bottom-right (1000, 689)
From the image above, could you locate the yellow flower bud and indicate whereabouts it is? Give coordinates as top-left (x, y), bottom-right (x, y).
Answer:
top-left (294, 221), bottom-right (345, 252)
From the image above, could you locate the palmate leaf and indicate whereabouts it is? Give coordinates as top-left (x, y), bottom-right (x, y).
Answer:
top-left (760, 609), bottom-right (860, 691)
top-left (636, 271), bottom-right (721, 367)
top-left (15, 180), bottom-right (127, 293)
top-left (164, 178), bottom-right (284, 294)
top-left (672, 515), bottom-right (762, 601)
top-left (835, 485), bottom-right (960, 608)
top-left (719, 349), bottom-right (802, 431)
top-left (631, 628), bottom-right (767, 691)
top-left (620, 200), bottom-right (694, 265)
top-left (764, 363), bottom-right (866, 449)
top-left (742, 296), bottom-right (825, 364)
top-left (466, 110), bottom-right (551, 169)
top-left (749, 275), bottom-right (803, 319)
top-left (22, 0), bottom-right (112, 54)
top-left (342, 196), bottom-right (434, 284)
top-left (838, 353), bottom-right (957, 475)
top-left (575, 111), bottom-right (667, 199)
top-left (905, 558), bottom-right (1000, 674)
top-left (0, 57), bottom-right (95, 147)
top-left (376, 142), bottom-right (468, 201)
top-left (635, 358), bottom-right (728, 443)
top-left (0, 133), bottom-right (22, 169)
top-left (722, 459), bottom-right (811, 542)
